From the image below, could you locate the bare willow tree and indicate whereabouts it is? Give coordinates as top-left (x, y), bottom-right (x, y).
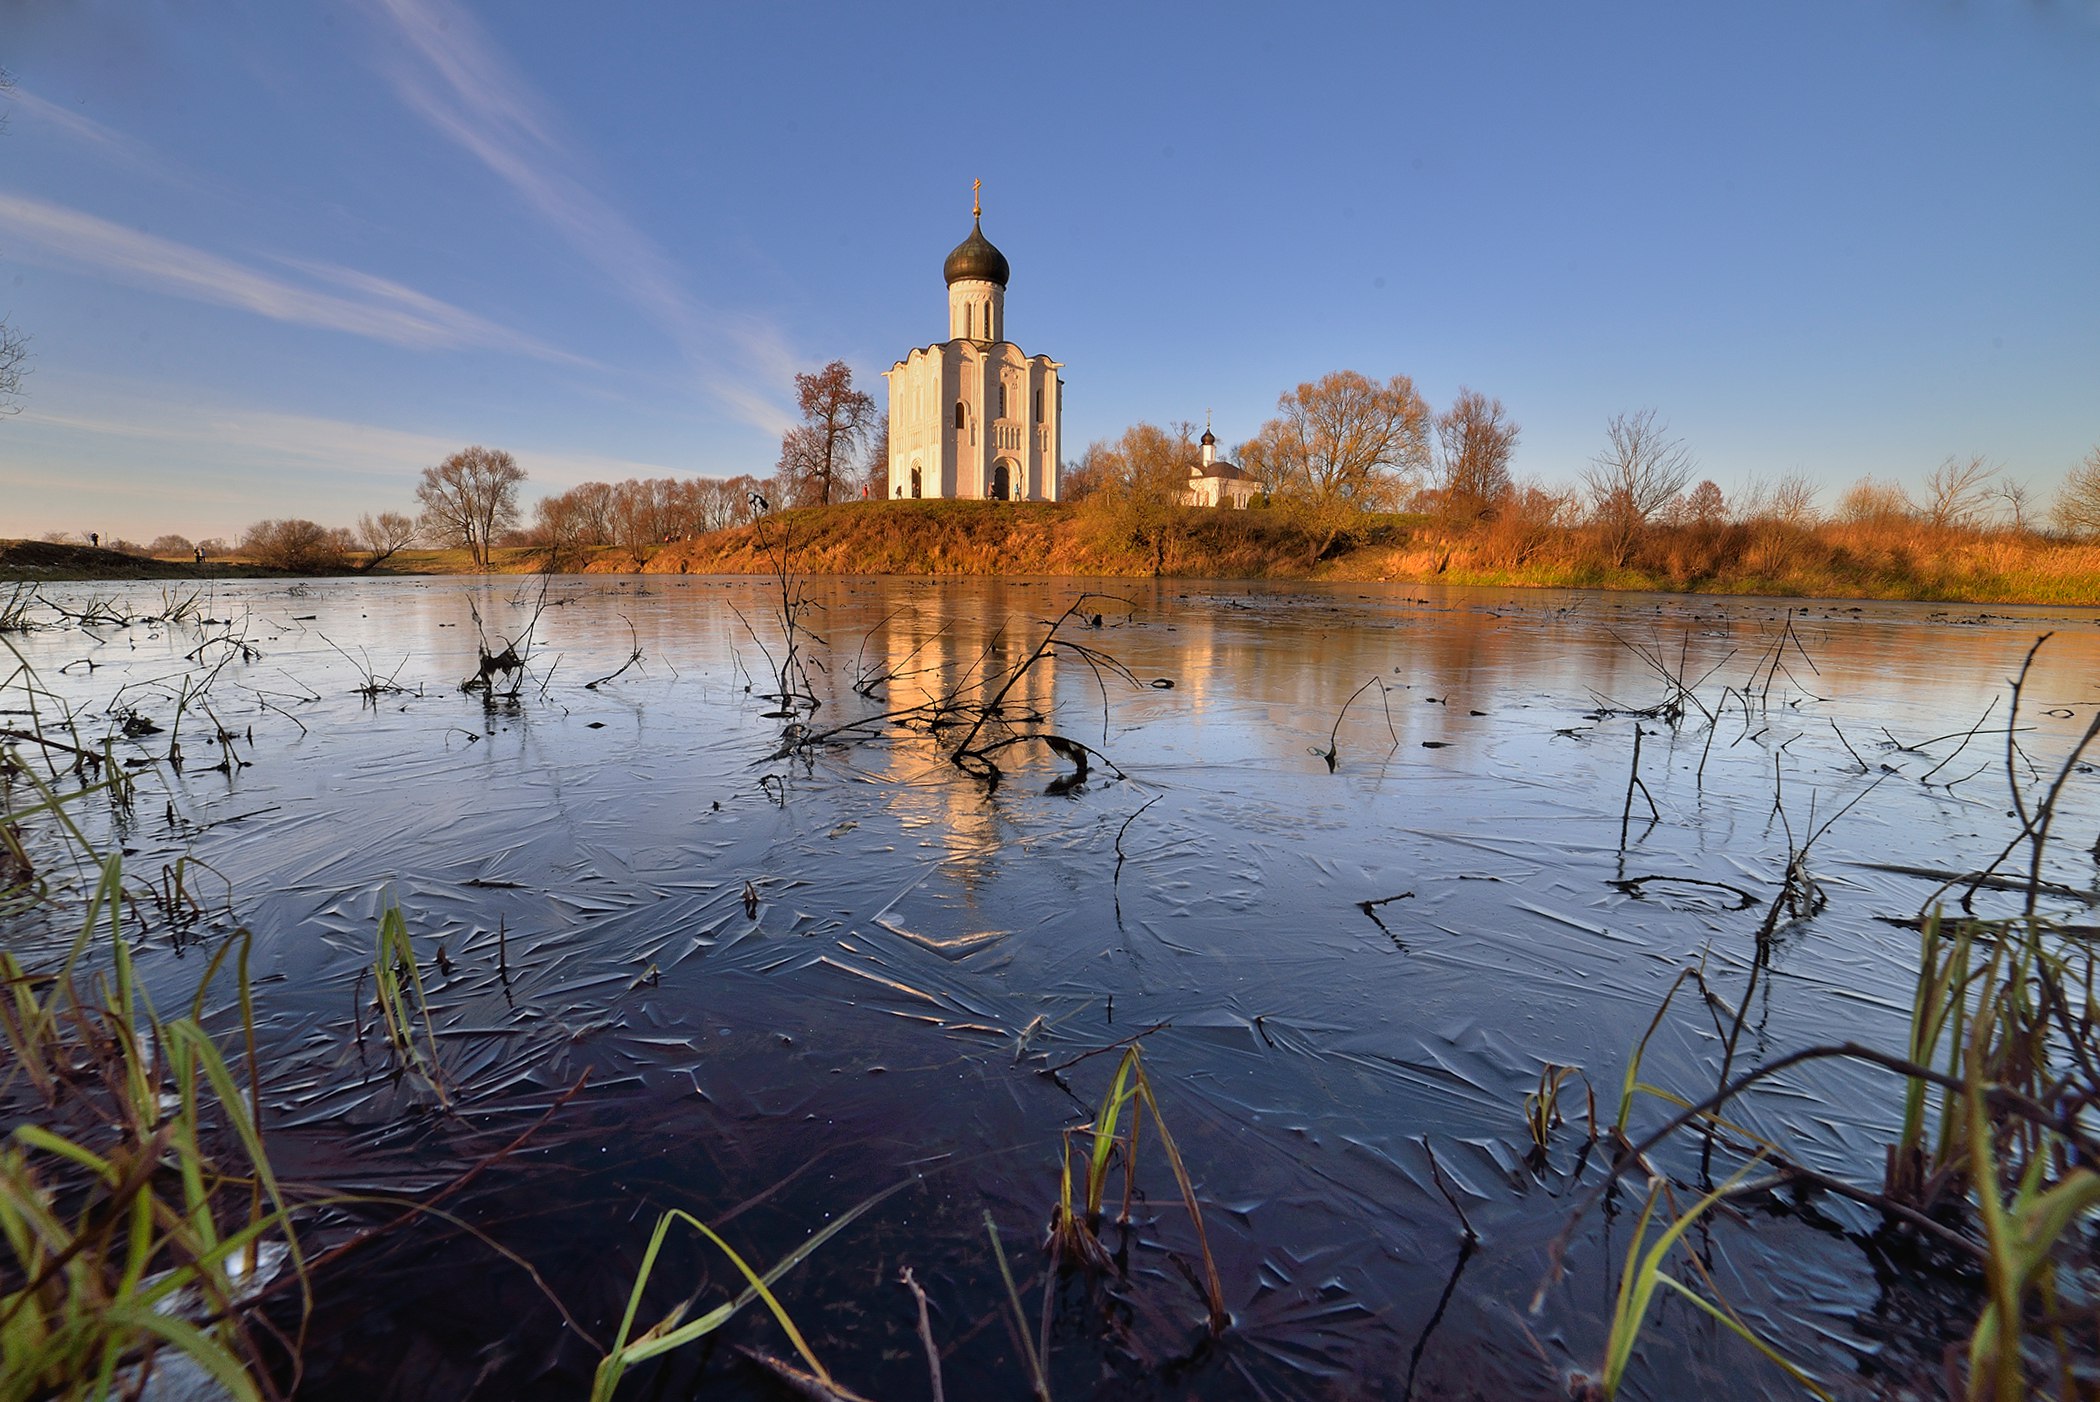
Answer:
top-left (354, 510), bottom-right (419, 569)
top-left (1432, 388), bottom-right (1519, 520)
top-left (1921, 454), bottom-right (2000, 532)
top-left (2053, 447), bottom-right (2100, 537)
top-left (416, 446), bottom-right (526, 569)
top-left (1248, 370), bottom-right (1432, 559)
top-left (777, 360), bottom-right (874, 506)
top-left (1582, 409), bottom-right (1695, 567)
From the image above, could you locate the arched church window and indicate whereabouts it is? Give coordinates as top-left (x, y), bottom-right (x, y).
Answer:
top-left (997, 383), bottom-right (1006, 418)
top-left (1033, 388), bottom-right (1042, 421)
top-left (954, 402), bottom-right (966, 430)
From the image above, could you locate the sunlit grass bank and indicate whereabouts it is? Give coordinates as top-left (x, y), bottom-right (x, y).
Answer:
top-left (11, 502), bottom-right (2100, 604)
top-left (636, 502), bottom-right (2100, 605)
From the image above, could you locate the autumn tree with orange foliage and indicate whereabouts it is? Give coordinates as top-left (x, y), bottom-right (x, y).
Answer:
top-left (1246, 370), bottom-right (1432, 560)
top-left (1075, 422), bottom-right (1201, 575)
top-left (777, 360), bottom-right (875, 506)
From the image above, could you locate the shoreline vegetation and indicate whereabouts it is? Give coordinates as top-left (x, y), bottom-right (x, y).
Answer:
top-left (10, 498), bottom-right (2100, 605)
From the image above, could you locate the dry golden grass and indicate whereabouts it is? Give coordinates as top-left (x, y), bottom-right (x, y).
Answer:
top-left (641, 501), bottom-right (2098, 606)
top-left (18, 504), bottom-right (2098, 603)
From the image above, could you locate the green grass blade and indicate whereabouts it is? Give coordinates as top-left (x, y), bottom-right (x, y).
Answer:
top-left (99, 1302), bottom-right (262, 1402)
top-left (1653, 1274), bottom-right (1831, 1400)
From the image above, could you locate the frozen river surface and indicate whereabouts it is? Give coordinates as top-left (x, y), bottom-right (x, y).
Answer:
top-left (9, 573), bottom-right (2100, 1400)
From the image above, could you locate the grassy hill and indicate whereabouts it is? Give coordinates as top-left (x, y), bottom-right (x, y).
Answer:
top-left (632, 499), bottom-right (1356, 579)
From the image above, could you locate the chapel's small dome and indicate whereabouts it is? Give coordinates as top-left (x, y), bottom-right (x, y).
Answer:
top-left (1200, 428), bottom-right (1217, 446)
top-left (944, 218), bottom-right (1011, 287)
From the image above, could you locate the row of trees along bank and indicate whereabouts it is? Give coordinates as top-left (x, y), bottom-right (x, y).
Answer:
top-left (167, 362), bottom-right (882, 569)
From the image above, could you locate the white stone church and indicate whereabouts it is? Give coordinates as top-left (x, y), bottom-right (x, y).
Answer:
top-left (884, 189), bottom-right (1063, 502)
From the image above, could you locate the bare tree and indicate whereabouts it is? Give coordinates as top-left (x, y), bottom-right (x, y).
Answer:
top-left (1837, 476), bottom-right (1912, 525)
top-left (1432, 388), bottom-right (1519, 519)
top-left (1256, 371), bottom-right (1431, 510)
top-left (535, 480), bottom-right (617, 547)
top-left (719, 474), bottom-right (766, 527)
top-left (415, 446), bottom-right (525, 569)
top-left (2053, 447), bottom-right (2100, 537)
top-left (1995, 479), bottom-right (2035, 534)
top-left (776, 360), bottom-right (874, 506)
top-left (862, 411), bottom-right (890, 500)
top-left (1681, 479), bottom-right (1726, 527)
top-left (0, 320), bottom-right (25, 418)
top-left (240, 518), bottom-right (351, 572)
top-left (355, 510), bottom-right (419, 569)
top-left (1921, 454), bottom-right (1999, 531)
top-left (1582, 409), bottom-right (1695, 567)
top-left (1768, 474), bottom-right (1821, 527)
top-left (1250, 370), bottom-right (1432, 558)
top-left (608, 478), bottom-right (672, 556)
top-left (1232, 434), bottom-right (1282, 502)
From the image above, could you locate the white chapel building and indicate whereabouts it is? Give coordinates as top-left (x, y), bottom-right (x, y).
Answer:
top-left (1184, 425), bottom-right (1261, 509)
top-left (885, 188), bottom-right (1063, 502)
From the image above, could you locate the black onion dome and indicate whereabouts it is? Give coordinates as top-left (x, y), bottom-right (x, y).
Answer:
top-left (943, 218), bottom-right (1010, 287)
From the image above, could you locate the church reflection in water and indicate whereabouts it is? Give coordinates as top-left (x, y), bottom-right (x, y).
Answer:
top-left (848, 597), bottom-right (1066, 908)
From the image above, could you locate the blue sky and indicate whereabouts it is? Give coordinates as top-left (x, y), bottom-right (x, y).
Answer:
top-left (2, 0), bottom-right (2095, 541)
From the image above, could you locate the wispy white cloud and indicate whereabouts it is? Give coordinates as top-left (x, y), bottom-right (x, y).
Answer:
top-left (367, 0), bottom-right (797, 435)
top-left (2, 87), bottom-right (164, 178)
top-left (16, 391), bottom-right (688, 494)
top-left (0, 191), bottom-right (589, 365)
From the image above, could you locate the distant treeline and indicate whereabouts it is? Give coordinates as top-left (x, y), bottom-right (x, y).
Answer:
top-left (526, 473), bottom-right (771, 552)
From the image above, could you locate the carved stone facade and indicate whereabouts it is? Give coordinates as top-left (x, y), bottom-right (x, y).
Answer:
top-left (885, 193), bottom-right (1062, 502)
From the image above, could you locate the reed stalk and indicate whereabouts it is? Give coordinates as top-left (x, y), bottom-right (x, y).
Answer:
top-left (371, 902), bottom-right (448, 1107)
top-left (1585, 1158), bottom-right (1827, 1401)
top-left (1046, 1045), bottom-right (1229, 1337)
top-left (591, 1181), bottom-right (904, 1402)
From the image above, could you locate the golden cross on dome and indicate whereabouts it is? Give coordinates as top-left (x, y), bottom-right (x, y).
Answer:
top-left (972, 179), bottom-right (982, 219)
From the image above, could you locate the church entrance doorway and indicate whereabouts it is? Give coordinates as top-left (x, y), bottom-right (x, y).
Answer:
top-left (990, 460), bottom-right (1013, 501)
top-left (910, 466), bottom-right (922, 499)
